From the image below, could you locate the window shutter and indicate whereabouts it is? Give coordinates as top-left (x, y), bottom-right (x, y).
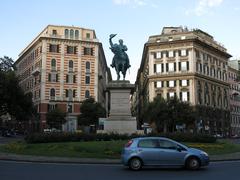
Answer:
top-left (74, 47), bottom-right (77, 54)
top-left (161, 63), bottom-right (164, 72)
top-left (91, 48), bottom-right (94, 56)
top-left (186, 49), bottom-right (189, 56)
top-left (196, 62), bottom-right (198, 71)
top-left (179, 62), bottom-right (181, 71)
top-left (56, 74), bottom-right (58, 82)
top-left (153, 52), bottom-right (156, 59)
top-left (73, 75), bottom-right (76, 83)
top-left (66, 75), bottom-right (69, 83)
top-left (57, 45), bottom-right (60, 53)
top-left (174, 80), bottom-right (176, 87)
top-left (167, 93), bottom-right (170, 99)
top-left (174, 92), bottom-right (177, 97)
top-left (174, 63), bottom-right (176, 71)
top-left (154, 64), bottom-right (156, 73)
top-left (180, 80), bottom-right (182, 87)
top-left (73, 90), bottom-right (76, 98)
top-left (48, 73), bottom-right (51, 82)
top-left (180, 92), bottom-right (182, 101)
top-left (167, 81), bottom-right (169, 87)
top-left (66, 89), bottom-right (69, 97)
top-left (187, 61), bottom-right (189, 70)
top-left (162, 81), bottom-right (164, 87)
top-left (187, 92), bottom-right (190, 101)
top-left (166, 63), bottom-right (169, 72)
top-left (187, 80), bottom-right (189, 86)
top-left (166, 51), bottom-right (169, 58)
top-left (173, 51), bottom-right (176, 57)
top-left (178, 50), bottom-right (181, 57)
top-left (154, 82), bottom-right (157, 88)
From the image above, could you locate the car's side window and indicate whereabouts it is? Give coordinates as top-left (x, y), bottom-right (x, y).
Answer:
top-left (159, 140), bottom-right (178, 150)
top-left (138, 139), bottom-right (159, 148)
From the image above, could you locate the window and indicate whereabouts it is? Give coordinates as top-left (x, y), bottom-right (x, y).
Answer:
top-left (67, 46), bottom-right (77, 54)
top-left (52, 30), bottom-right (57, 36)
top-left (84, 47), bottom-right (93, 56)
top-left (51, 59), bottom-right (56, 70)
top-left (138, 139), bottom-right (159, 148)
top-left (156, 52), bottom-right (162, 59)
top-left (69, 60), bottom-right (73, 71)
top-left (168, 63), bottom-right (175, 72)
top-left (156, 64), bottom-right (161, 73)
top-left (70, 29), bottom-right (74, 39)
top-left (182, 80), bottom-right (188, 86)
top-left (181, 36), bottom-right (186, 40)
top-left (168, 37), bottom-right (173, 41)
top-left (67, 104), bottom-right (73, 113)
top-left (85, 75), bottom-right (90, 84)
top-left (157, 81), bottom-right (162, 88)
top-left (65, 29), bottom-right (69, 38)
top-left (49, 44), bottom-right (59, 53)
top-left (75, 30), bottom-right (79, 39)
top-left (68, 89), bottom-right (73, 100)
top-left (169, 80), bottom-right (174, 87)
top-left (169, 51), bottom-right (174, 57)
top-left (159, 140), bottom-right (177, 150)
top-left (181, 49), bottom-right (187, 56)
top-left (181, 92), bottom-right (188, 101)
top-left (86, 61), bottom-right (90, 73)
top-left (48, 73), bottom-right (58, 82)
top-left (169, 92), bottom-right (175, 98)
top-left (86, 33), bottom-right (91, 39)
top-left (50, 88), bottom-right (55, 99)
top-left (85, 90), bottom-right (90, 98)
top-left (181, 61), bottom-right (187, 71)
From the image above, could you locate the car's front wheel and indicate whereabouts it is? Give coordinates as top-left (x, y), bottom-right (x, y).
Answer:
top-left (186, 157), bottom-right (200, 170)
top-left (129, 158), bottom-right (142, 171)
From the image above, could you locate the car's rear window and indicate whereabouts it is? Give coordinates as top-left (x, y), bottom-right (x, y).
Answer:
top-left (138, 139), bottom-right (159, 148)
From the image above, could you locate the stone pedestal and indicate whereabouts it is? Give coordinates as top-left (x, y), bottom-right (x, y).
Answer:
top-left (104, 80), bottom-right (137, 134)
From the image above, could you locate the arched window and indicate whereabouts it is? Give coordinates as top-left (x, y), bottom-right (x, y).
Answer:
top-left (85, 90), bottom-right (90, 98)
top-left (69, 60), bottom-right (73, 71)
top-left (65, 29), bottom-right (69, 38)
top-left (50, 88), bottom-right (55, 97)
top-left (86, 61), bottom-right (90, 73)
top-left (51, 59), bottom-right (56, 70)
top-left (70, 29), bottom-right (74, 39)
top-left (75, 30), bottom-right (79, 40)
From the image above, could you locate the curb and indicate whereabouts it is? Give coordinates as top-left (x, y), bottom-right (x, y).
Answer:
top-left (1, 152), bottom-right (240, 164)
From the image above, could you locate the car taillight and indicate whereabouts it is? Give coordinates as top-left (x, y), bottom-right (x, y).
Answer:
top-left (125, 140), bottom-right (133, 147)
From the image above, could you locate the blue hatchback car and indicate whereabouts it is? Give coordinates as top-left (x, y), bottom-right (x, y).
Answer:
top-left (121, 137), bottom-right (209, 170)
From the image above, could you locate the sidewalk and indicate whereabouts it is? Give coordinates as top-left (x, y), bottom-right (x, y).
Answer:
top-left (1, 152), bottom-right (240, 164)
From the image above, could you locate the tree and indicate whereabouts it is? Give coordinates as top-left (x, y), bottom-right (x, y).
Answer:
top-left (46, 108), bottom-right (66, 130)
top-left (0, 56), bottom-right (15, 71)
top-left (0, 64), bottom-right (34, 122)
top-left (144, 96), bottom-right (195, 133)
top-left (78, 98), bottom-right (106, 127)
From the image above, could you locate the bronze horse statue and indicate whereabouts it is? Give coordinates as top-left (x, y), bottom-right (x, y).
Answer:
top-left (109, 34), bottom-right (131, 80)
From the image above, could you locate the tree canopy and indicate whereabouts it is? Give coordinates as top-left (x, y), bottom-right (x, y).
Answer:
top-left (78, 98), bottom-right (106, 126)
top-left (144, 96), bottom-right (195, 133)
top-left (46, 108), bottom-right (66, 130)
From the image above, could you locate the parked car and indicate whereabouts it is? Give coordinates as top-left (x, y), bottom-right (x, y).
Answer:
top-left (121, 137), bottom-right (209, 171)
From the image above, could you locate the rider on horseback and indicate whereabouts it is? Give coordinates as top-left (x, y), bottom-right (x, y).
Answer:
top-left (109, 34), bottom-right (131, 80)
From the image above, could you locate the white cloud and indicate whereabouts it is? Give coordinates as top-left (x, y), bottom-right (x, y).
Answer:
top-left (113, 0), bottom-right (158, 8)
top-left (186, 0), bottom-right (223, 16)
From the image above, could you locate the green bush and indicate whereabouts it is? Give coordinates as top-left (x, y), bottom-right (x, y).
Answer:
top-left (24, 132), bottom-right (216, 144)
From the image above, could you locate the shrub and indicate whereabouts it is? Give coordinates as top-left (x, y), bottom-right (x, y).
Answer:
top-left (24, 132), bottom-right (216, 144)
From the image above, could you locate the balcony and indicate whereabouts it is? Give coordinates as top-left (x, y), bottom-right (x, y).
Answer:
top-left (31, 67), bottom-right (40, 76)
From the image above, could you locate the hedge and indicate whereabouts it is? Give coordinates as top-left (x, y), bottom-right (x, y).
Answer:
top-left (24, 132), bottom-right (216, 144)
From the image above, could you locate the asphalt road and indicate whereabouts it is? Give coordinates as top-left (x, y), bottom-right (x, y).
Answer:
top-left (0, 160), bottom-right (240, 180)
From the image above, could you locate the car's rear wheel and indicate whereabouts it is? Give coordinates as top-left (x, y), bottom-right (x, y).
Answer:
top-left (186, 157), bottom-right (200, 170)
top-left (129, 158), bottom-right (142, 171)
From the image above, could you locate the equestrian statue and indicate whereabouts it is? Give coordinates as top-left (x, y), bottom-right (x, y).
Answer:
top-left (109, 34), bottom-right (131, 80)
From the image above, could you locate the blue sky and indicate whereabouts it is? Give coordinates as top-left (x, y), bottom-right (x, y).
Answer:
top-left (1, 0), bottom-right (240, 83)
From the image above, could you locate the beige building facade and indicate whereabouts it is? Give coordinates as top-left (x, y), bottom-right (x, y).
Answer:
top-left (15, 25), bottom-right (110, 131)
top-left (135, 27), bottom-right (232, 135)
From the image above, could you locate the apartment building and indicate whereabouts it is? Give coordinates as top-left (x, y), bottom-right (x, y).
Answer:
top-left (228, 62), bottom-right (240, 135)
top-left (134, 26), bottom-right (232, 135)
top-left (15, 25), bottom-right (110, 131)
